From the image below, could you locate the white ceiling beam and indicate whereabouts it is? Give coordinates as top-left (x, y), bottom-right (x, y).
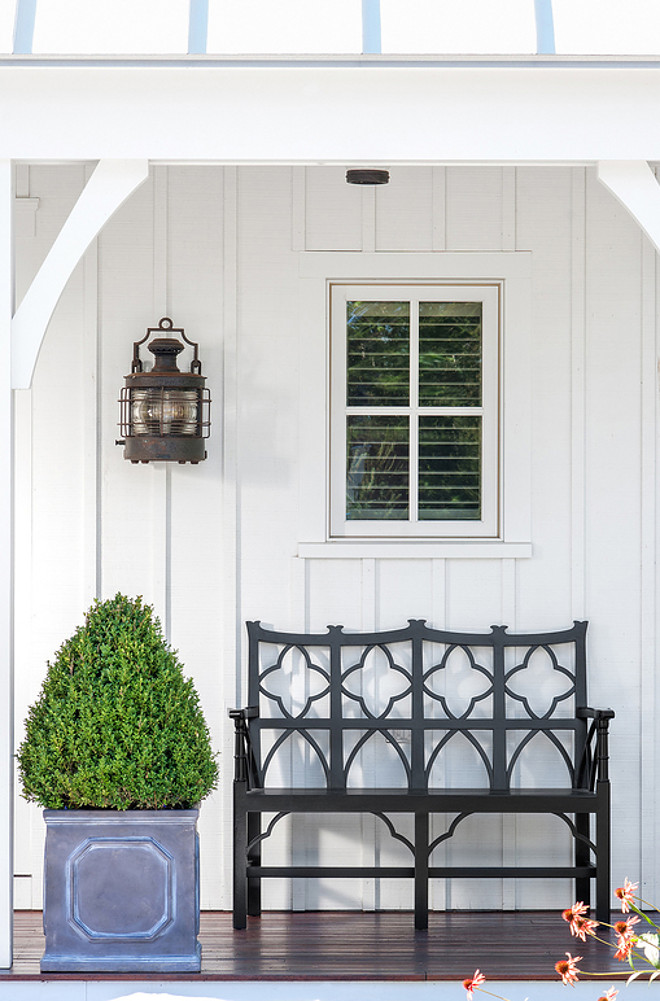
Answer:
top-left (597, 160), bottom-right (660, 255)
top-left (4, 63), bottom-right (660, 162)
top-left (11, 159), bottom-right (149, 389)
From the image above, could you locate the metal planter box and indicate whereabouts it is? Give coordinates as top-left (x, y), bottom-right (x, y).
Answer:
top-left (41, 808), bottom-right (201, 973)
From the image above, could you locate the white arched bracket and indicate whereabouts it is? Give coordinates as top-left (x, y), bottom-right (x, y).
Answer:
top-left (11, 159), bottom-right (150, 390)
top-left (597, 160), bottom-right (660, 255)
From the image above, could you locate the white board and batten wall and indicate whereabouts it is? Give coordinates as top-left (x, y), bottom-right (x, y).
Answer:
top-left (11, 162), bottom-right (659, 913)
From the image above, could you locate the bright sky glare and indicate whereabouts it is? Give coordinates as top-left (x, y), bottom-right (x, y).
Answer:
top-left (3, 0), bottom-right (660, 56)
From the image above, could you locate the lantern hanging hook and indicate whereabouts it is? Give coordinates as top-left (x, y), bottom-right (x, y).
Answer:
top-left (131, 316), bottom-right (202, 374)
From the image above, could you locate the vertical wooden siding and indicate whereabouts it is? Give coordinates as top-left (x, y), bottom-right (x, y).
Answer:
top-left (12, 163), bottom-right (658, 913)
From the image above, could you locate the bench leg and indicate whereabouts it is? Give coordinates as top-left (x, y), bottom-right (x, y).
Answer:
top-left (575, 812), bottom-right (591, 908)
top-left (233, 784), bottom-right (248, 930)
top-left (414, 813), bottom-right (429, 930)
top-left (595, 783), bottom-right (611, 924)
top-left (247, 812), bottom-right (262, 917)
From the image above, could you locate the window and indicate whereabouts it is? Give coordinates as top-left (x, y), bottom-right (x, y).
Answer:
top-left (330, 283), bottom-right (500, 539)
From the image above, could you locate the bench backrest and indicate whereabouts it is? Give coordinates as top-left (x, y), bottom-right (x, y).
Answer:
top-left (245, 619), bottom-right (591, 793)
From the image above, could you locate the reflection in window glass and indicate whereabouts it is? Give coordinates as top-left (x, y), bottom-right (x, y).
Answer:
top-left (419, 302), bottom-right (482, 407)
top-left (207, 0), bottom-right (361, 54)
top-left (347, 301), bottom-right (410, 407)
top-left (31, 0), bottom-right (189, 55)
top-left (347, 415), bottom-right (409, 521)
top-left (380, 0), bottom-right (535, 54)
top-left (419, 416), bottom-right (481, 521)
top-left (553, 0), bottom-right (660, 54)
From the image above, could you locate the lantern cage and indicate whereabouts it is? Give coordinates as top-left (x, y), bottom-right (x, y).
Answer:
top-left (118, 317), bottom-right (211, 464)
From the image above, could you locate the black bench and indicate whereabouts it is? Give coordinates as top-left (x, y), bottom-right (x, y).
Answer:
top-left (230, 619), bottom-right (614, 929)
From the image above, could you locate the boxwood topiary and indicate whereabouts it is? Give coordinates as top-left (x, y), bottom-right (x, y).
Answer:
top-left (18, 593), bottom-right (219, 810)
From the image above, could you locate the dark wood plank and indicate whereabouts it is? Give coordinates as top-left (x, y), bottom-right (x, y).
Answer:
top-left (2, 909), bottom-right (630, 982)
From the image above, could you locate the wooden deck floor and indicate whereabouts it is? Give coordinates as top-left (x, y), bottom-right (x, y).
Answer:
top-left (2, 910), bottom-right (632, 983)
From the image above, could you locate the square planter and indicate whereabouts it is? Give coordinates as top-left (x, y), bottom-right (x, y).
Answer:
top-left (41, 808), bottom-right (201, 973)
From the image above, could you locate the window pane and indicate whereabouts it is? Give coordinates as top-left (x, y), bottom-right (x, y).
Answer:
top-left (419, 302), bottom-right (482, 407)
top-left (380, 0), bottom-right (535, 54)
top-left (418, 416), bottom-right (481, 521)
top-left (0, 1), bottom-right (14, 54)
top-left (347, 416), bottom-right (409, 520)
top-left (31, 0), bottom-right (188, 54)
top-left (553, 0), bottom-right (660, 55)
top-left (207, 0), bottom-right (361, 54)
top-left (347, 301), bottom-right (410, 407)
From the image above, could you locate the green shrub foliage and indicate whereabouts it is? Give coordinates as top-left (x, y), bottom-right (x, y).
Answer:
top-left (18, 594), bottom-right (219, 810)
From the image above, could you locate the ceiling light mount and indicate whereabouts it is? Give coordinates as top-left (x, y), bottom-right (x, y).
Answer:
top-left (346, 169), bottom-right (390, 185)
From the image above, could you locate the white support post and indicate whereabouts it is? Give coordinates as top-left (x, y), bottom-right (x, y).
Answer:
top-left (11, 159), bottom-right (149, 390)
top-left (0, 159), bottom-right (14, 969)
top-left (597, 160), bottom-right (660, 255)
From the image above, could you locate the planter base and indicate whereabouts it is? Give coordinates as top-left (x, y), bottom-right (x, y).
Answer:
top-left (41, 941), bottom-right (201, 973)
top-left (41, 809), bottom-right (201, 974)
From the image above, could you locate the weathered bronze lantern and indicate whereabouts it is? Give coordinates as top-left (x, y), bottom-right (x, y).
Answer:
top-left (118, 317), bottom-right (211, 464)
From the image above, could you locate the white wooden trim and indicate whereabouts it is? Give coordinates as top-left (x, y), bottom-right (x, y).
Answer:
top-left (501, 167), bottom-right (516, 251)
top-left (299, 250), bottom-right (532, 554)
top-left (0, 160), bottom-right (13, 969)
top-left (570, 168), bottom-right (587, 617)
top-left (81, 162), bottom-right (100, 603)
top-left (11, 159), bottom-right (149, 389)
top-left (597, 160), bottom-right (660, 255)
top-left (298, 542), bottom-right (532, 558)
top-left (640, 237), bottom-right (657, 899)
top-left (291, 167), bottom-right (306, 252)
top-left (222, 167), bottom-right (240, 706)
top-left (13, 198), bottom-right (39, 238)
top-left (361, 187), bottom-right (376, 253)
top-left (300, 251), bottom-right (532, 280)
top-left (150, 166), bottom-right (171, 639)
top-left (329, 283), bottom-right (500, 539)
top-left (431, 167), bottom-right (447, 252)
top-left (5, 63), bottom-right (660, 163)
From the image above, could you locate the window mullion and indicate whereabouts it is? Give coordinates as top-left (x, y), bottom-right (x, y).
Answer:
top-left (410, 298), bottom-right (419, 524)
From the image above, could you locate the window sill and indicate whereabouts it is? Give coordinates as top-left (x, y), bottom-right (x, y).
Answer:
top-left (297, 541), bottom-right (532, 559)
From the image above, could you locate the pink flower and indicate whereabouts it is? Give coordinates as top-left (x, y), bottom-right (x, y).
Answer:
top-left (463, 970), bottom-right (486, 999)
top-left (613, 916), bottom-right (639, 961)
top-left (596, 989), bottom-right (618, 1001)
top-left (555, 952), bottom-right (582, 985)
top-left (562, 901), bottom-right (598, 941)
top-left (615, 878), bottom-right (639, 913)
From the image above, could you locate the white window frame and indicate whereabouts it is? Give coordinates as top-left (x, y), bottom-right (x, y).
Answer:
top-left (296, 252), bottom-right (532, 559)
top-left (329, 282), bottom-right (500, 539)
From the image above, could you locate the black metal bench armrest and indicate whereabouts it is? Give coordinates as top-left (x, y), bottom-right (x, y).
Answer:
top-left (228, 706), bottom-right (259, 784)
top-left (576, 706), bottom-right (615, 788)
top-left (576, 707), bottom-right (615, 720)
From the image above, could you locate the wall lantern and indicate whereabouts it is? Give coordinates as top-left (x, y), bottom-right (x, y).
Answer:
top-left (117, 317), bottom-right (211, 464)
